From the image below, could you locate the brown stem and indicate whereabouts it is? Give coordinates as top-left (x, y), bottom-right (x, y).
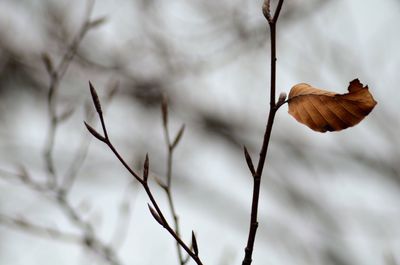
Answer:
top-left (241, 1), bottom-right (284, 265)
top-left (86, 87), bottom-right (203, 265)
top-left (143, 184), bottom-right (202, 265)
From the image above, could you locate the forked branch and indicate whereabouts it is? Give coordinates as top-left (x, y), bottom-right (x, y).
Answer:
top-left (160, 96), bottom-right (187, 265)
top-left (85, 83), bottom-right (203, 265)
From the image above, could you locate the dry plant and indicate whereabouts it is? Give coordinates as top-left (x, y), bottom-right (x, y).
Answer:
top-left (84, 1), bottom-right (376, 265)
top-left (85, 82), bottom-right (202, 264)
top-left (0, 0), bottom-right (384, 264)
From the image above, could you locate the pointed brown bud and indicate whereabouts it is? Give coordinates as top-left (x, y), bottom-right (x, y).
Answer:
top-left (161, 95), bottom-right (168, 128)
top-left (171, 124), bottom-right (185, 149)
top-left (143, 153), bottom-right (149, 182)
top-left (148, 204), bottom-right (164, 227)
top-left (244, 146), bottom-right (256, 176)
top-left (278, 92), bottom-right (287, 104)
top-left (192, 231), bottom-right (199, 256)
top-left (41, 53), bottom-right (53, 75)
top-left (84, 122), bottom-right (106, 142)
top-left (262, 0), bottom-right (272, 22)
top-left (89, 81), bottom-right (102, 114)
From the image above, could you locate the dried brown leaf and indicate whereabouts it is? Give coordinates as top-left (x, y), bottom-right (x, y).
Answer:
top-left (288, 79), bottom-right (377, 132)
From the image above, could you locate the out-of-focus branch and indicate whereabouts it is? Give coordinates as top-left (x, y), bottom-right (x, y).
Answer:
top-left (0, 167), bottom-right (48, 191)
top-left (43, 0), bottom-right (104, 188)
top-left (109, 182), bottom-right (138, 250)
top-left (158, 96), bottom-right (187, 265)
top-left (0, 168), bottom-right (124, 265)
top-left (0, 3), bottom-right (125, 264)
top-left (0, 214), bottom-right (81, 244)
top-left (56, 192), bottom-right (123, 265)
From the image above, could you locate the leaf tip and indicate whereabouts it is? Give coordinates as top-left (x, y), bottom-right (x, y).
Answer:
top-left (348, 78), bottom-right (366, 93)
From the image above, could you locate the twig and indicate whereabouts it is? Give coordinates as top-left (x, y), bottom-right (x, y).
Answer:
top-left (42, 0), bottom-right (97, 188)
top-left (0, 214), bottom-right (81, 244)
top-left (85, 83), bottom-right (203, 265)
top-left (0, 2), bottom-right (126, 265)
top-left (109, 182), bottom-right (138, 250)
top-left (56, 192), bottom-right (123, 265)
top-left (241, 1), bottom-right (285, 265)
top-left (60, 82), bottom-right (119, 193)
top-left (0, 166), bottom-right (124, 265)
top-left (0, 167), bottom-right (51, 192)
top-left (160, 96), bottom-right (187, 265)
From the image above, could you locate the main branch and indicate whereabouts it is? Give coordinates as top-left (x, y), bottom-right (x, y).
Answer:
top-left (241, 1), bottom-right (285, 265)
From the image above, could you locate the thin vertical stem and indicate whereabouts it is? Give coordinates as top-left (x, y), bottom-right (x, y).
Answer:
top-left (163, 108), bottom-right (185, 265)
top-left (241, 1), bottom-right (284, 264)
top-left (166, 188), bottom-right (184, 265)
top-left (43, 3), bottom-right (94, 188)
top-left (269, 23), bottom-right (277, 109)
top-left (165, 147), bottom-right (185, 265)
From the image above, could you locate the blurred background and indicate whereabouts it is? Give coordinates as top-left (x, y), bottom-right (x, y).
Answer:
top-left (0, 0), bottom-right (399, 264)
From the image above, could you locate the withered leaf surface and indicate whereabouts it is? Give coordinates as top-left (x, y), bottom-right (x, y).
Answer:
top-left (288, 79), bottom-right (377, 132)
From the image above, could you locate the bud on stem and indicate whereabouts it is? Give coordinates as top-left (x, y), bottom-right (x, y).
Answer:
top-left (143, 153), bottom-right (149, 182)
top-left (89, 81), bottom-right (102, 114)
top-left (84, 122), bottom-right (106, 142)
top-left (161, 95), bottom-right (168, 128)
top-left (262, 0), bottom-right (272, 21)
top-left (244, 146), bottom-right (256, 177)
top-left (192, 231), bottom-right (199, 256)
top-left (148, 204), bottom-right (164, 227)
